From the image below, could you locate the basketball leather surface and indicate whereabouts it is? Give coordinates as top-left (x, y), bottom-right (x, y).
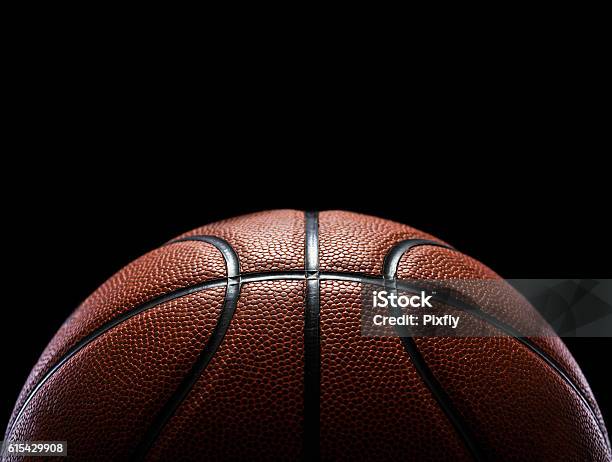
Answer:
top-left (4, 210), bottom-right (611, 461)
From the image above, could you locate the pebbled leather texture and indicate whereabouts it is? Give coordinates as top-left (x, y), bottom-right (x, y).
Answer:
top-left (4, 210), bottom-right (611, 461)
top-left (6, 241), bottom-right (228, 435)
top-left (146, 280), bottom-right (305, 461)
top-left (320, 280), bottom-right (472, 461)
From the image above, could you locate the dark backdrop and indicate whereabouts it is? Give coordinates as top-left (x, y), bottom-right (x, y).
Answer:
top-left (2, 163), bottom-right (610, 434)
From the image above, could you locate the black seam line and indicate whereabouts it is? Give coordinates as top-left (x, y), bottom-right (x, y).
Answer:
top-left (131, 236), bottom-right (242, 461)
top-left (383, 239), bottom-right (454, 280)
top-left (394, 303), bottom-right (488, 460)
top-left (303, 211), bottom-right (320, 462)
top-left (7, 270), bottom-right (337, 433)
top-left (403, 337), bottom-right (485, 458)
top-left (331, 273), bottom-right (607, 444)
top-left (8, 278), bottom-right (227, 434)
top-left (132, 282), bottom-right (241, 460)
top-left (168, 236), bottom-right (240, 278)
top-left (434, 294), bottom-right (609, 450)
top-left (8, 277), bottom-right (605, 445)
top-left (9, 270), bottom-right (601, 437)
top-left (383, 239), bottom-right (609, 454)
top-left (384, 239), bottom-right (486, 462)
top-left (472, 307), bottom-right (611, 446)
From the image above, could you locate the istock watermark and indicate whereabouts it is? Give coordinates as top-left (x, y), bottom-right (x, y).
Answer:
top-left (372, 290), bottom-right (433, 308)
top-left (370, 290), bottom-right (460, 329)
top-left (360, 279), bottom-right (612, 337)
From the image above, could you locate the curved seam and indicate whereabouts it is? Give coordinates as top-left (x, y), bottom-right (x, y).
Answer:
top-left (8, 276), bottom-right (607, 447)
top-left (384, 239), bottom-right (609, 452)
top-left (383, 239), bottom-right (485, 461)
top-left (7, 278), bottom-right (227, 434)
top-left (168, 236), bottom-right (240, 278)
top-left (130, 236), bottom-right (242, 461)
top-left (383, 239), bottom-right (453, 280)
top-left (9, 270), bottom-right (602, 437)
top-left (433, 293), bottom-right (610, 449)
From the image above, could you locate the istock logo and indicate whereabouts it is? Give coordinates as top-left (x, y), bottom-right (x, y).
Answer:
top-left (372, 290), bottom-right (433, 308)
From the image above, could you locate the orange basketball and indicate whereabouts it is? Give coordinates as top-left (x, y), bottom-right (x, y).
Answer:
top-left (4, 210), bottom-right (610, 461)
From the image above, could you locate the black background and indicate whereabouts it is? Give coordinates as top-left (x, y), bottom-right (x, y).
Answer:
top-left (1, 44), bottom-right (610, 437)
top-left (0, 18), bottom-right (609, 457)
top-left (2, 163), bottom-right (610, 432)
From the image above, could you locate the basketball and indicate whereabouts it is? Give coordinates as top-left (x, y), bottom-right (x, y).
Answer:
top-left (4, 210), bottom-right (610, 461)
